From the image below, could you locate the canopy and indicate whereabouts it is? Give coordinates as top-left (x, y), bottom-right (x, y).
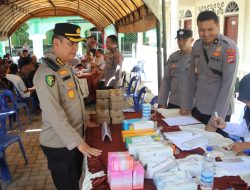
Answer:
top-left (0, 0), bottom-right (157, 39)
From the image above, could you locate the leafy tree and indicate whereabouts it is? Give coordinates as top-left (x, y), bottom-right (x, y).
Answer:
top-left (11, 23), bottom-right (32, 46)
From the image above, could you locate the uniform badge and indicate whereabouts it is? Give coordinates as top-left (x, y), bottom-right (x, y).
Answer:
top-left (45, 75), bottom-right (55, 87)
top-left (76, 28), bottom-right (81, 34)
top-left (59, 69), bottom-right (68, 75)
top-left (227, 49), bottom-right (236, 64)
top-left (212, 51), bottom-right (221, 57)
top-left (68, 81), bottom-right (75, 88)
top-left (56, 57), bottom-right (65, 66)
top-left (227, 49), bottom-right (236, 56)
top-left (216, 45), bottom-right (222, 52)
top-left (213, 38), bottom-right (219, 45)
top-left (227, 56), bottom-right (235, 64)
top-left (68, 89), bottom-right (75, 99)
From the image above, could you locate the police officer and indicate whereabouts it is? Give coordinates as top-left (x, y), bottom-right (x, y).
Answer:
top-left (157, 29), bottom-right (194, 108)
top-left (33, 23), bottom-right (102, 190)
top-left (103, 35), bottom-right (123, 88)
top-left (180, 11), bottom-right (239, 134)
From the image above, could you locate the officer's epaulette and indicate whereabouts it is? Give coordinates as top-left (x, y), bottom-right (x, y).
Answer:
top-left (41, 57), bottom-right (60, 72)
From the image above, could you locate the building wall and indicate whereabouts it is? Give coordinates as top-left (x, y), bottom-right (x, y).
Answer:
top-left (176, 0), bottom-right (249, 75)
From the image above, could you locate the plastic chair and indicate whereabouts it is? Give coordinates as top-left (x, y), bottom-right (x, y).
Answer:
top-left (1, 89), bottom-right (32, 131)
top-left (133, 87), bottom-right (148, 112)
top-left (120, 71), bottom-right (128, 89)
top-left (0, 94), bottom-right (17, 133)
top-left (0, 150), bottom-right (12, 183)
top-left (0, 122), bottom-right (28, 182)
top-left (150, 95), bottom-right (158, 106)
top-left (12, 83), bottom-right (37, 112)
top-left (124, 76), bottom-right (140, 100)
top-left (130, 65), bottom-right (141, 80)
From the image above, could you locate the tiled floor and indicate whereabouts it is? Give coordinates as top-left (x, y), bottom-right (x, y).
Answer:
top-left (1, 112), bottom-right (56, 190)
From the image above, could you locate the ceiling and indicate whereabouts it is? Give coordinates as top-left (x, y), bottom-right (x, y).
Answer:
top-left (0, 0), bottom-right (156, 38)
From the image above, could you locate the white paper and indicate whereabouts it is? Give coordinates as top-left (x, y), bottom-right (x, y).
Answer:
top-left (168, 134), bottom-right (210, 151)
top-left (163, 116), bottom-right (201, 126)
top-left (216, 161), bottom-right (250, 175)
top-left (164, 131), bottom-right (193, 139)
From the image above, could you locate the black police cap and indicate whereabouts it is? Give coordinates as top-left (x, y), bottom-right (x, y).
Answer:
top-left (238, 73), bottom-right (250, 102)
top-left (176, 29), bottom-right (193, 39)
top-left (53, 23), bottom-right (85, 42)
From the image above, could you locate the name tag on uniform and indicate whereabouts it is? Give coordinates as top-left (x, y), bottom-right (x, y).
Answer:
top-left (62, 75), bottom-right (71, 81)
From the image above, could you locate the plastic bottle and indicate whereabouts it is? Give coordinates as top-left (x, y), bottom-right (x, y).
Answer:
top-left (200, 146), bottom-right (215, 190)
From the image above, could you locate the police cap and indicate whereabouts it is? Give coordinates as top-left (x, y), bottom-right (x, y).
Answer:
top-left (176, 29), bottom-right (193, 39)
top-left (53, 23), bottom-right (85, 42)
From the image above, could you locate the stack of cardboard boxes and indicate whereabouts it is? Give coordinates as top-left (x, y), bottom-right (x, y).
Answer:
top-left (96, 90), bottom-right (110, 124)
top-left (109, 89), bottom-right (125, 124)
top-left (96, 89), bottom-right (125, 125)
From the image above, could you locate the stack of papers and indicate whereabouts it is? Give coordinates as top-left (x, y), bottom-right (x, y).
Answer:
top-left (216, 157), bottom-right (250, 176)
top-left (162, 116), bottom-right (201, 126)
top-left (164, 131), bottom-right (210, 151)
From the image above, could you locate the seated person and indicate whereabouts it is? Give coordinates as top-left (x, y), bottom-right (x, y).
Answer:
top-left (211, 73), bottom-right (250, 155)
top-left (6, 63), bottom-right (33, 98)
top-left (18, 56), bottom-right (37, 88)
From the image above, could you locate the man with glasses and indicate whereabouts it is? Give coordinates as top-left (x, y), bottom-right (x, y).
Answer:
top-left (33, 23), bottom-right (102, 190)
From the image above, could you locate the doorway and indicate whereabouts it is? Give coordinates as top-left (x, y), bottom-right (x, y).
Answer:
top-left (224, 15), bottom-right (238, 44)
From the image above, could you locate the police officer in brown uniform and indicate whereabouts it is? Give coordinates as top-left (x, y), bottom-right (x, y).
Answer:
top-left (158, 29), bottom-right (194, 108)
top-left (103, 35), bottom-right (123, 88)
top-left (180, 11), bottom-right (239, 135)
top-left (33, 23), bottom-right (102, 190)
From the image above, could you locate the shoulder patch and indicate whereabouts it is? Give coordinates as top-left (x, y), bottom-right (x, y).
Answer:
top-left (227, 49), bottom-right (236, 56)
top-left (56, 57), bottom-right (65, 66)
top-left (45, 75), bottom-right (55, 87)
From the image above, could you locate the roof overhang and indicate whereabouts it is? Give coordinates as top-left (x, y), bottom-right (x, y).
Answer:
top-left (0, 0), bottom-right (156, 39)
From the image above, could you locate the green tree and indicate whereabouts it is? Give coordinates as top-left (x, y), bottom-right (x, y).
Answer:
top-left (11, 23), bottom-right (32, 46)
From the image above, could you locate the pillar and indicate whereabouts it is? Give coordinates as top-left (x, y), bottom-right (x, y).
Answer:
top-left (29, 34), bottom-right (46, 59)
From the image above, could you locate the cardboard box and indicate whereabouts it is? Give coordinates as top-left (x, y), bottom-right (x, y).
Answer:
top-left (110, 101), bottom-right (125, 110)
top-left (96, 90), bottom-right (110, 99)
top-left (112, 115), bottom-right (125, 124)
top-left (109, 89), bottom-right (123, 96)
top-left (110, 109), bottom-right (123, 117)
top-left (96, 98), bottom-right (109, 109)
top-left (96, 117), bottom-right (111, 124)
top-left (96, 109), bottom-right (110, 118)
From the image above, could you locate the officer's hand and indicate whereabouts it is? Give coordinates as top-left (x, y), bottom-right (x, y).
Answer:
top-left (77, 141), bottom-right (102, 157)
top-left (205, 124), bottom-right (217, 132)
top-left (229, 142), bottom-right (250, 155)
top-left (210, 117), bottom-right (226, 129)
top-left (179, 108), bottom-right (191, 115)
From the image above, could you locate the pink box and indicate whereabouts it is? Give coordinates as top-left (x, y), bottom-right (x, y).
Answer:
top-left (108, 152), bottom-right (133, 171)
top-left (133, 161), bottom-right (144, 189)
top-left (109, 170), bottom-right (133, 190)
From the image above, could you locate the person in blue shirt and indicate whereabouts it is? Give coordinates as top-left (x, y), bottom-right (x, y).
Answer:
top-left (212, 73), bottom-right (250, 155)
